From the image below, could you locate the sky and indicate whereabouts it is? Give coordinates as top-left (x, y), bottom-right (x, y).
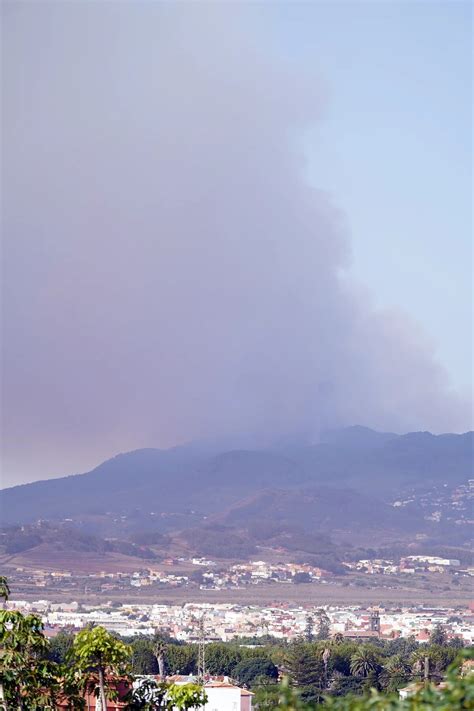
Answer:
top-left (270, 2), bottom-right (472, 392)
top-left (1, 1), bottom-right (472, 488)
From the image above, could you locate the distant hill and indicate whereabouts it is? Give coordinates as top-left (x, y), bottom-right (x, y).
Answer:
top-left (319, 425), bottom-right (398, 449)
top-left (1, 428), bottom-right (472, 560)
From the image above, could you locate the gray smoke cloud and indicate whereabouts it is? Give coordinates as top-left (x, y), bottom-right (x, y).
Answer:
top-left (2, 2), bottom-right (470, 485)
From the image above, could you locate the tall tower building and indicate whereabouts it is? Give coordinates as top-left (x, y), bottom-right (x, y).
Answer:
top-left (369, 608), bottom-right (380, 634)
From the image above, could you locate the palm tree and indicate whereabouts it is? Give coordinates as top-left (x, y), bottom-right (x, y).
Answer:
top-left (411, 650), bottom-right (425, 679)
top-left (349, 646), bottom-right (379, 678)
top-left (411, 649), bottom-right (442, 680)
top-left (379, 654), bottom-right (410, 692)
top-left (321, 647), bottom-right (331, 688)
top-left (154, 637), bottom-right (167, 680)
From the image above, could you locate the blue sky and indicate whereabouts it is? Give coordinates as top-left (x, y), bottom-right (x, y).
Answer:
top-left (269, 1), bottom-right (472, 391)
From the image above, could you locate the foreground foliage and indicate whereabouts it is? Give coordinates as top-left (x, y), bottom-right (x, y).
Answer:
top-left (126, 678), bottom-right (207, 710)
top-left (267, 651), bottom-right (474, 709)
top-left (70, 625), bottom-right (131, 709)
top-left (0, 608), bottom-right (84, 709)
top-left (0, 580), bottom-right (207, 710)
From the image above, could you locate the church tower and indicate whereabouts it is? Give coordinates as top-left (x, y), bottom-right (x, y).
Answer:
top-left (369, 608), bottom-right (380, 634)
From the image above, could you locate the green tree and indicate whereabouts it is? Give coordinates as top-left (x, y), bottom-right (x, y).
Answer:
top-left (254, 650), bottom-right (474, 708)
top-left (448, 637), bottom-right (465, 650)
top-left (324, 648), bottom-right (474, 710)
top-left (429, 624), bottom-right (447, 647)
top-left (189, 570), bottom-right (205, 586)
top-left (349, 646), bottom-right (380, 678)
top-left (165, 643), bottom-right (197, 675)
top-left (328, 671), bottom-right (363, 698)
top-left (71, 625), bottom-right (131, 710)
top-left (0, 609), bottom-right (83, 710)
top-left (253, 680), bottom-right (281, 710)
top-left (315, 609), bottom-right (331, 641)
top-left (385, 636), bottom-right (418, 658)
top-left (286, 642), bottom-right (325, 704)
top-left (47, 629), bottom-right (75, 664)
top-left (166, 683), bottom-right (207, 710)
top-left (233, 656), bottom-right (278, 687)
top-left (379, 654), bottom-right (410, 692)
top-left (130, 637), bottom-right (158, 675)
top-left (1, 609), bottom-right (49, 709)
top-left (410, 645), bottom-right (457, 682)
top-left (329, 641), bottom-right (359, 677)
top-left (204, 642), bottom-right (242, 676)
top-left (293, 572), bottom-right (312, 584)
top-left (305, 616), bottom-right (314, 642)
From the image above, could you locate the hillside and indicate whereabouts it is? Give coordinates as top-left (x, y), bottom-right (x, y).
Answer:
top-left (1, 428), bottom-right (472, 562)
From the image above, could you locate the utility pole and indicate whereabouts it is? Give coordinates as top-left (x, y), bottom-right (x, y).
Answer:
top-left (197, 615), bottom-right (206, 685)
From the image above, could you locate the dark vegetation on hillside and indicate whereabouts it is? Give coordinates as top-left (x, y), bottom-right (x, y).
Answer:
top-left (1, 428), bottom-right (472, 563)
top-left (0, 523), bottom-right (165, 560)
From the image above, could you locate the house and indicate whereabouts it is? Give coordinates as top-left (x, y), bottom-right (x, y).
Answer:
top-left (399, 681), bottom-right (448, 700)
top-left (416, 629), bottom-right (431, 642)
top-left (141, 675), bottom-right (253, 710)
top-left (399, 682), bottom-right (424, 699)
top-left (203, 681), bottom-right (253, 711)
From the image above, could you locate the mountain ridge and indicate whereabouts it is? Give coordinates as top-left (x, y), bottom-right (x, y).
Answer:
top-left (1, 427), bottom-right (472, 533)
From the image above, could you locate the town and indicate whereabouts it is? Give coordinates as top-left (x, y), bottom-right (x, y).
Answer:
top-left (4, 596), bottom-right (473, 646)
top-left (7, 552), bottom-right (472, 597)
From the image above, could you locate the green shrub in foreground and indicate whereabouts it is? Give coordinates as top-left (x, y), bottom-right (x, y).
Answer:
top-left (272, 650), bottom-right (474, 710)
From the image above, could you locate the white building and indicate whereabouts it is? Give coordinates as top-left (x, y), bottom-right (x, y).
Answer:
top-left (203, 682), bottom-right (253, 711)
top-left (167, 677), bottom-right (253, 711)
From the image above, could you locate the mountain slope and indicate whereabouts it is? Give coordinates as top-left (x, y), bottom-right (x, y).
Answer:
top-left (1, 429), bottom-right (472, 541)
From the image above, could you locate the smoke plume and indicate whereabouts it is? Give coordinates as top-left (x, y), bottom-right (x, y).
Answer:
top-left (2, 2), bottom-right (470, 484)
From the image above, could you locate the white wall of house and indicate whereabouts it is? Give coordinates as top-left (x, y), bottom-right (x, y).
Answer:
top-left (203, 685), bottom-right (249, 711)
